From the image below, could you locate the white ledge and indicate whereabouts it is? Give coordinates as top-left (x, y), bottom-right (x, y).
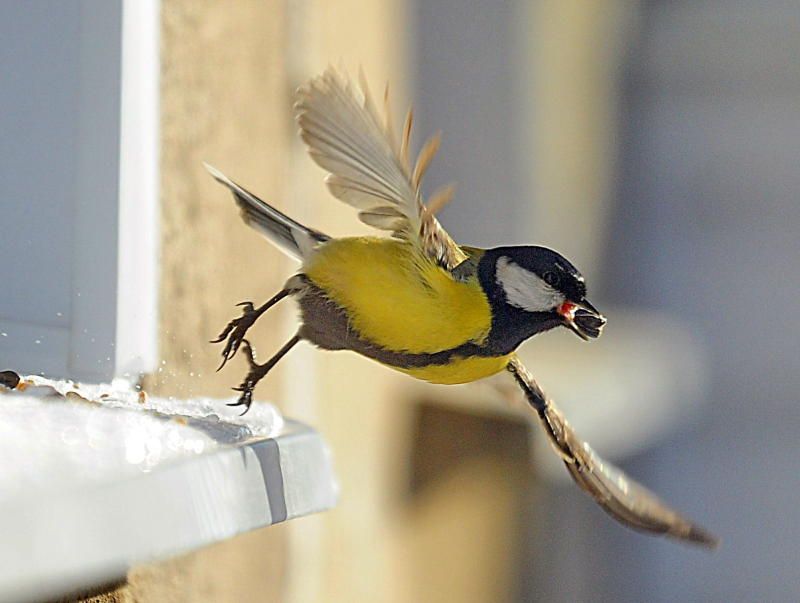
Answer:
top-left (0, 379), bottom-right (337, 603)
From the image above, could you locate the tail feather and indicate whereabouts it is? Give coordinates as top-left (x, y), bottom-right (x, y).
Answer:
top-left (204, 163), bottom-right (328, 261)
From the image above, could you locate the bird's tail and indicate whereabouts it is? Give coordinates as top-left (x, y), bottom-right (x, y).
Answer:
top-left (204, 163), bottom-right (329, 261)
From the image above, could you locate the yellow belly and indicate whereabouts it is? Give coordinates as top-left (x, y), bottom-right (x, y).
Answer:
top-left (397, 354), bottom-right (512, 384)
top-left (304, 237), bottom-right (492, 354)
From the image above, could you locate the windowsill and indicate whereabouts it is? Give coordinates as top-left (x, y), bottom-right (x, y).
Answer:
top-left (0, 377), bottom-right (337, 603)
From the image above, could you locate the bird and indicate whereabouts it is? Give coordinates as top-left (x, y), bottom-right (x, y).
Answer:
top-left (206, 67), bottom-right (718, 548)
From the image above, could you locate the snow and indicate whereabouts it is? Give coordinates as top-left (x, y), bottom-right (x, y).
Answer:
top-left (0, 375), bottom-right (284, 499)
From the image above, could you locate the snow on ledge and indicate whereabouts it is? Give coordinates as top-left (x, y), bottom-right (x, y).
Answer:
top-left (0, 373), bottom-right (284, 498)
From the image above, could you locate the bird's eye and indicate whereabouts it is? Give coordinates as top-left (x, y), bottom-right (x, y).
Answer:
top-left (542, 271), bottom-right (560, 287)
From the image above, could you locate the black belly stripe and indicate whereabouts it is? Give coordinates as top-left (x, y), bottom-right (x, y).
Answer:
top-left (296, 278), bottom-right (499, 369)
top-left (354, 339), bottom-right (488, 369)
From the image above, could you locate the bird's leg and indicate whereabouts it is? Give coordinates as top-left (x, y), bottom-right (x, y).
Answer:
top-left (229, 335), bottom-right (301, 414)
top-left (212, 288), bottom-right (292, 370)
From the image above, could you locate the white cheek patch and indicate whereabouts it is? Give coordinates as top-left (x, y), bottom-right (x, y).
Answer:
top-left (496, 257), bottom-right (564, 312)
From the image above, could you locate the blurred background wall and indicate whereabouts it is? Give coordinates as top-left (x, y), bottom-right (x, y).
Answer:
top-left (121, 0), bottom-right (800, 601)
top-left (602, 2), bottom-right (800, 601)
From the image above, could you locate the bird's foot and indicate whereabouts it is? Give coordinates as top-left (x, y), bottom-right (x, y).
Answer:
top-left (226, 335), bottom-right (302, 416)
top-left (212, 301), bottom-right (262, 370)
top-left (227, 340), bottom-right (265, 415)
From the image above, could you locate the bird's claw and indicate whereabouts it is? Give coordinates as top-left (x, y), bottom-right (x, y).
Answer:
top-left (226, 339), bottom-right (259, 414)
top-left (212, 302), bottom-right (260, 371)
top-left (227, 386), bottom-right (253, 415)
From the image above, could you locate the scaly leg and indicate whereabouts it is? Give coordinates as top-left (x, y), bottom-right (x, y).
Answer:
top-left (212, 288), bottom-right (291, 370)
top-left (229, 335), bottom-right (301, 414)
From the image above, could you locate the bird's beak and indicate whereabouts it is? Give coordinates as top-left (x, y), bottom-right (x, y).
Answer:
top-left (558, 299), bottom-right (606, 341)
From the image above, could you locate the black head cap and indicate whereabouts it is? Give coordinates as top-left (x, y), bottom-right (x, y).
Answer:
top-left (478, 246), bottom-right (587, 306)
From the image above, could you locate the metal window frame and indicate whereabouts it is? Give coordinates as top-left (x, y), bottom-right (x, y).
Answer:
top-left (0, 0), bottom-right (159, 382)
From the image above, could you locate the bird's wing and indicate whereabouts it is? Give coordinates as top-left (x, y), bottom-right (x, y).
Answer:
top-left (507, 357), bottom-right (719, 549)
top-left (295, 67), bottom-right (466, 270)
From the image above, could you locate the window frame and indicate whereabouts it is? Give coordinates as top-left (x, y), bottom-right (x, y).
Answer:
top-left (0, 0), bottom-right (159, 382)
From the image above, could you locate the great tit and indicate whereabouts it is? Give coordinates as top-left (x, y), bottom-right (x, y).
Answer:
top-left (207, 68), bottom-right (717, 548)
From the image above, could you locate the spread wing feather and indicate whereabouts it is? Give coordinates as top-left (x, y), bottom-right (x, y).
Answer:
top-left (508, 357), bottom-right (719, 549)
top-left (295, 67), bottom-right (466, 270)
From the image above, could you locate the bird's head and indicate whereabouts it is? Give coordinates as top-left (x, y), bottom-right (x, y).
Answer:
top-left (478, 246), bottom-right (606, 345)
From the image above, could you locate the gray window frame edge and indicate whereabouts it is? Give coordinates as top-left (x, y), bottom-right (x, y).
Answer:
top-left (0, 0), bottom-right (159, 383)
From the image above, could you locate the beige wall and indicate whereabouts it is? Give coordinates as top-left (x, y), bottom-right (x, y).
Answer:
top-left (125, 0), bottom-right (412, 602)
top-left (280, 2), bottom-right (412, 601)
top-left (149, 0), bottom-right (293, 404)
top-left (127, 1), bottom-right (293, 601)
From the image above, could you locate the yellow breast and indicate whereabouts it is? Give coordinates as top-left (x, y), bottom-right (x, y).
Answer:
top-left (399, 354), bottom-right (512, 384)
top-left (303, 237), bottom-right (492, 354)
